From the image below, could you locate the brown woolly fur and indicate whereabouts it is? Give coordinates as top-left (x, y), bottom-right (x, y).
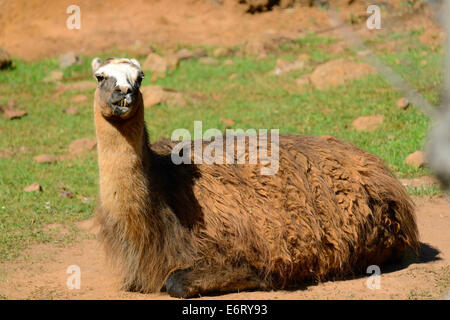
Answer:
top-left (93, 58), bottom-right (419, 298)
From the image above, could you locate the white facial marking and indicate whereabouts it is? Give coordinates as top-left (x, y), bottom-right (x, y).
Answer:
top-left (95, 59), bottom-right (141, 89)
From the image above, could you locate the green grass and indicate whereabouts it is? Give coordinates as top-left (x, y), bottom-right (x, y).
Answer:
top-left (0, 32), bottom-right (443, 261)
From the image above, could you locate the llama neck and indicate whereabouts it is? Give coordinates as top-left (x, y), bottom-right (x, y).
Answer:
top-left (94, 100), bottom-right (152, 222)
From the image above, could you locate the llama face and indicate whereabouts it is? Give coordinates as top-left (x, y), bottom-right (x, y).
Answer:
top-left (92, 58), bottom-right (144, 119)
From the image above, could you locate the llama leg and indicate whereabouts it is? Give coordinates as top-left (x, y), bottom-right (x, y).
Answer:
top-left (165, 266), bottom-right (266, 298)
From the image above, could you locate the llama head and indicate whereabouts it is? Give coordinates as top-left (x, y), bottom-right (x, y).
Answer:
top-left (92, 57), bottom-right (144, 120)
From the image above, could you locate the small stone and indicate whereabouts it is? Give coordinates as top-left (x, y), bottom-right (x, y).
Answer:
top-left (33, 154), bottom-right (57, 164)
top-left (220, 118), bottom-right (235, 126)
top-left (396, 97), bottom-right (409, 110)
top-left (164, 55), bottom-right (180, 72)
top-left (64, 107), bottom-right (79, 115)
top-left (199, 57), bottom-right (220, 66)
top-left (174, 48), bottom-right (207, 61)
top-left (69, 138), bottom-right (97, 155)
top-left (141, 85), bottom-right (165, 107)
top-left (352, 115), bottom-right (384, 132)
top-left (223, 59), bottom-right (234, 66)
top-left (141, 86), bottom-right (186, 107)
top-left (143, 53), bottom-right (168, 74)
top-left (310, 59), bottom-right (377, 90)
top-left (271, 59), bottom-right (305, 76)
top-left (3, 109), bottom-right (27, 120)
top-left (24, 182), bottom-right (42, 192)
top-left (59, 52), bottom-right (82, 69)
top-left (405, 151), bottom-right (426, 168)
top-left (43, 71), bottom-right (64, 83)
top-left (212, 47), bottom-right (231, 58)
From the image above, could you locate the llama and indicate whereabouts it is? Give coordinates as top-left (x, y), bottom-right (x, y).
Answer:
top-left (92, 57), bottom-right (419, 298)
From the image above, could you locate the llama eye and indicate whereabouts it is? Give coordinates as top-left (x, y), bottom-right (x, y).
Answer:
top-left (95, 74), bottom-right (104, 82)
top-left (137, 74), bottom-right (144, 86)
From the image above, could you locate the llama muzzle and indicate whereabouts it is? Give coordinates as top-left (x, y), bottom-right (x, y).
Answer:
top-left (109, 93), bottom-right (133, 115)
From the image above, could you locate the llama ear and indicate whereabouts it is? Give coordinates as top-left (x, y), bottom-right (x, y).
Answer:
top-left (130, 59), bottom-right (141, 69)
top-left (91, 58), bottom-right (102, 73)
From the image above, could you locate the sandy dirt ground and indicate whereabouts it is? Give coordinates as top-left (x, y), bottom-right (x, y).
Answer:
top-left (0, 196), bottom-right (448, 300)
top-left (0, 0), bottom-right (448, 300)
top-left (0, 0), bottom-right (417, 61)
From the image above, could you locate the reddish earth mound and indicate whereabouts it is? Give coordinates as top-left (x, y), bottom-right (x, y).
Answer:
top-left (0, 0), bottom-right (412, 60)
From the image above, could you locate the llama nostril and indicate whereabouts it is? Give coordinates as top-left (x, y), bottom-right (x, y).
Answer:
top-left (117, 86), bottom-right (132, 94)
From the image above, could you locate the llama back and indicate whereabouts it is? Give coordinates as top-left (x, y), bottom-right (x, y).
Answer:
top-left (150, 134), bottom-right (419, 286)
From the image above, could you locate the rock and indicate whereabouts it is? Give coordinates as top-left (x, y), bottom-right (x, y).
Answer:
top-left (199, 57), bottom-right (220, 66)
top-left (3, 108), bottom-right (27, 120)
top-left (141, 85), bottom-right (186, 107)
top-left (24, 182), bottom-right (42, 192)
top-left (143, 53), bottom-right (168, 74)
top-left (271, 59), bottom-right (305, 76)
top-left (397, 97), bottom-right (409, 110)
top-left (63, 107), bottom-right (79, 115)
top-left (0, 47), bottom-right (12, 69)
top-left (141, 85), bottom-right (165, 107)
top-left (309, 59), bottom-right (377, 90)
top-left (213, 47), bottom-right (231, 58)
top-left (174, 48), bottom-right (207, 61)
top-left (223, 59), bottom-right (234, 66)
top-left (352, 115), bottom-right (384, 131)
top-left (405, 151), bottom-right (426, 168)
top-left (43, 71), bottom-right (64, 83)
top-left (42, 71), bottom-right (64, 83)
top-left (33, 154), bottom-right (57, 164)
top-left (58, 52), bottom-right (82, 69)
top-left (164, 55), bottom-right (180, 72)
top-left (400, 176), bottom-right (439, 189)
top-left (220, 118), bottom-right (235, 126)
top-left (70, 94), bottom-right (88, 103)
top-left (69, 138), bottom-right (97, 155)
